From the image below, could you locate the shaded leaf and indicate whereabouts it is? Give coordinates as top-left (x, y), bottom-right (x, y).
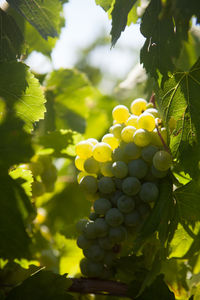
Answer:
top-left (111, 0), bottom-right (137, 46)
top-left (6, 0), bottom-right (61, 39)
top-left (9, 166), bottom-right (33, 197)
top-left (6, 270), bottom-right (74, 300)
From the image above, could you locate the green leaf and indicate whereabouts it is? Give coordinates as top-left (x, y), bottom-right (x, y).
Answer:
top-left (95, 0), bottom-right (114, 11)
top-left (156, 58), bottom-right (200, 178)
top-left (174, 180), bottom-right (200, 222)
top-left (6, 0), bottom-right (62, 39)
top-left (9, 166), bottom-right (33, 197)
top-left (0, 175), bottom-right (35, 259)
top-left (6, 270), bottom-right (74, 300)
top-left (111, 0), bottom-right (137, 46)
top-left (0, 61), bottom-right (46, 132)
top-left (0, 9), bottom-right (23, 61)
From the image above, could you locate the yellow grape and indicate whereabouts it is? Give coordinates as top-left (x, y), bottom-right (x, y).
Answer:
top-left (121, 126), bottom-right (136, 143)
top-left (130, 98), bottom-right (147, 116)
top-left (137, 113), bottom-right (156, 131)
top-left (87, 138), bottom-right (99, 146)
top-left (75, 141), bottom-right (93, 159)
top-left (93, 142), bottom-right (112, 162)
top-left (126, 115), bottom-right (138, 127)
top-left (102, 133), bottom-right (119, 150)
top-left (77, 171), bottom-right (97, 183)
top-left (133, 129), bottom-right (151, 147)
top-left (145, 108), bottom-right (159, 118)
top-left (75, 156), bottom-right (85, 171)
top-left (112, 105), bottom-right (130, 123)
top-left (109, 124), bottom-right (123, 139)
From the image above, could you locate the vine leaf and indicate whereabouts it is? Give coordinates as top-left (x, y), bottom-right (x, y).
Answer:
top-left (0, 61), bottom-right (46, 132)
top-left (111, 0), bottom-right (138, 46)
top-left (6, 0), bottom-right (62, 39)
top-left (95, 0), bottom-right (114, 11)
top-left (156, 58), bottom-right (200, 178)
top-left (6, 270), bottom-right (74, 300)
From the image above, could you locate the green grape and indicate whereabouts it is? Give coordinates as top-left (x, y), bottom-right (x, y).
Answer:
top-left (126, 115), bottom-right (138, 127)
top-left (87, 138), bottom-right (98, 146)
top-left (123, 142), bottom-right (141, 160)
top-left (113, 178), bottom-right (123, 190)
top-left (109, 123), bottom-right (123, 139)
top-left (141, 145), bottom-right (158, 163)
top-left (112, 161), bottom-right (128, 179)
top-left (84, 221), bottom-right (97, 239)
top-left (130, 98), bottom-right (147, 116)
top-left (102, 133), bottom-right (119, 150)
top-left (117, 195), bottom-right (135, 213)
top-left (89, 212), bottom-right (99, 221)
top-left (151, 127), bottom-right (167, 147)
top-left (76, 218), bottom-right (88, 233)
top-left (124, 210), bottom-right (141, 227)
top-left (122, 177), bottom-right (141, 196)
top-left (75, 156), bottom-right (85, 171)
top-left (151, 165), bottom-right (168, 178)
top-left (137, 113), bottom-right (156, 131)
top-left (133, 129), bottom-right (151, 147)
top-left (121, 126), bottom-right (136, 143)
top-left (80, 258), bottom-right (90, 276)
top-left (146, 102), bottom-right (154, 109)
top-left (98, 236), bottom-right (115, 250)
top-left (84, 157), bottom-right (100, 174)
top-left (112, 146), bottom-right (125, 162)
top-left (31, 181), bottom-right (45, 197)
top-left (41, 164), bottom-right (57, 185)
top-left (98, 177), bottom-right (115, 194)
top-left (84, 244), bottom-right (105, 262)
top-left (112, 105), bottom-right (130, 123)
top-left (145, 108), bottom-right (159, 118)
top-left (79, 176), bottom-right (98, 194)
top-left (77, 235), bottom-right (91, 249)
top-left (94, 218), bottom-right (109, 237)
top-left (110, 190), bottom-right (123, 205)
top-left (93, 142), bottom-right (112, 162)
top-left (139, 182), bottom-right (159, 203)
top-left (75, 141), bottom-right (93, 159)
top-left (128, 159), bottom-right (148, 179)
top-left (103, 251), bottom-right (116, 267)
top-left (100, 162), bottom-right (113, 177)
top-left (77, 171), bottom-right (89, 184)
top-left (109, 226), bottom-right (127, 243)
top-left (87, 261), bottom-right (104, 277)
top-left (138, 202), bottom-right (151, 219)
top-left (105, 208), bottom-right (124, 227)
top-left (144, 168), bottom-right (157, 182)
top-left (93, 198), bottom-right (111, 215)
top-left (153, 150), bottom-right (172, 171)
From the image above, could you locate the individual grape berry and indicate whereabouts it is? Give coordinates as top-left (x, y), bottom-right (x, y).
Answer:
top-left (93, 198), bottom-right (111, 215)
top-left (105, 208), bottom-right (124, 227)
top-left (80, 258), bottom-right (90, 276)
top-left (122, 177), bottom-right (141, 196)
top-left (133, 129), bottom-right (151, 147)
top-left (151, 165), bottom-right (168, 178)
top-left (75, 156), bottom-right (85, 171)
top-left (84, 221), bottom-right (97, 239)
top-left (113, 178), bottom-right (123, 190)
top-left (128, 159), bottom-right (148, 179)
top-left (103, 251), bottom-right (116, 267)
top-left (102, 133), bottom-right (119, 150)
top-left (145, 108), bottom-right (159, 118)
top-left (137, 113), bottom-right (156, 131)
top-left (112, 161), bottom-right (128, 178)
top-left (77, 235), bottom-right (91, 249)
top-left (124, 210), bottom-right (141, 227)
top-left (151, 127), bottom-right (167, 147)
top-left (87, 138), bottom-right (98, 146)
top-left (84, 244), bottom-right (105, 262)
top-left (121, 126), bottom-right (136, 143)
top-left (98, 236), bottom-right (115, 250)
top-left (112, 105), bottom-right (130, 123)
top-left (112, 147), bottom-right (125, 162)
top-left (109, 226), bottom-right (127, 243)
top-left (141, 145), bottom-right (158, 163)
top-left (123, 142), bottom-right (141, 160)
top-left (144, 168), bottom-right (157, 182)
top-left (84, 157), bottom-right (100, 174)
top-left (79, 176), bottom-right (98, 194)
top-left (94, 218), bottom-right (109, 237)
top-left (153, 150), bottom-right (172, 171)
top-left (76, 219), bottom-right (88, 234)
top-left (117, 195), bottom-right (135, 213)
top-left (139, 182), bottom-right (159, 203)
top-left (98, 177), bottom-right (115, 194)
top-left (89, 212), bottom-right (99, 221)
top-left (93, 142), bottom-right (112, 162)
top-left (109, 123), bottom-right (124, 139)
top-left (77, 171), bottom-right (96, 184)
top-left (130, 98), bottom-right (147, 116)
top-left (75, 141), bottom-right (93, 159)
top-left (126, 115), bottom-right (138, 127)
top-left (100, 162), bottom-right (113, 177)
top-left (87, 260), bottom-right (104, 277)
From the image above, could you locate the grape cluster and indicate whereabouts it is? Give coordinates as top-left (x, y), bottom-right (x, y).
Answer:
top-left (75, 98), bottom-right (172, 279)
top-left (28, 155), bottom-right (57, 198)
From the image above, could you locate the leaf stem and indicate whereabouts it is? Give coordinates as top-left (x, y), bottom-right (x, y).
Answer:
top-left (155, 125), bottom-right (170, 154)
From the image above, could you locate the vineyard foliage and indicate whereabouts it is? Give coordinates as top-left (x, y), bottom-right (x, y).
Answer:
top-left (0, 0), bottom-right (200, 299)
